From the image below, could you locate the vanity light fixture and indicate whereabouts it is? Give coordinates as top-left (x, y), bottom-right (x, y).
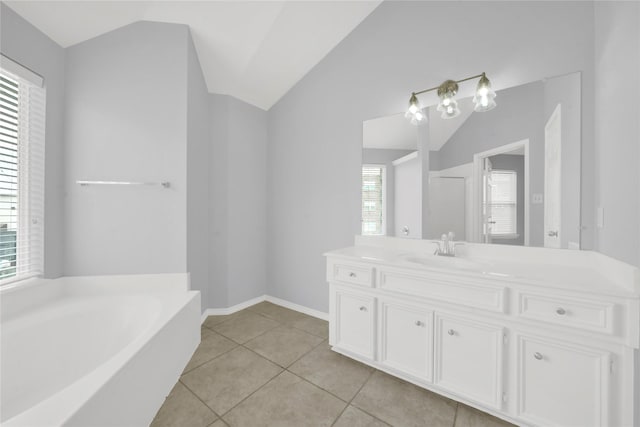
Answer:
top-left (405, 72), bottom-right (497, 124)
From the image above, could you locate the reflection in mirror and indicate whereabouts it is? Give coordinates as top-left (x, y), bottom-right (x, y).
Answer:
top-left (362, 72), bottom-right (581, 249)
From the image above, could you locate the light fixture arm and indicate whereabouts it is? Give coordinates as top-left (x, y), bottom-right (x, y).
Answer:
top-left (413, 72), bottom-right (486, 96)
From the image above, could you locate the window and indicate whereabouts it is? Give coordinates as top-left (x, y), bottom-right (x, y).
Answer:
top-left (488, 170), bottom-right (517, 237)
top-left (362, 165), bottom-right (385, 236)
top-left (0, 61), bottom-right (45, 284)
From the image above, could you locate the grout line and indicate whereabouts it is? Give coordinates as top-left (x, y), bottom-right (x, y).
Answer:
top-left (180, 340), bottom-right (239, 376)
top-left (179, 378), bottom-right (223, 421)
top-left (330, 368), bottom-right (379, 426)
top-left (452, 402), bottom-right (459, 427)
top-left (218, 367), bottom-right (285, 419)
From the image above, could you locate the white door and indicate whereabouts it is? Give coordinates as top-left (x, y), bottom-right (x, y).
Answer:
top-left (482, 157), bottom-right (494, 244)
top-left (394, 155), bottom-right (421, 238)
top-left (434, 313), bottom-right (504, 409)
top-left (428, 177), bottom-right (466, 240)
top-left (332, 287), bottom-right (376, 360)
top-left (379, 299), bottom-right (433, 381)
top-left (517, 334), bottom-right (609, 427)
top-left (544, 104), bottom-right (562, 248)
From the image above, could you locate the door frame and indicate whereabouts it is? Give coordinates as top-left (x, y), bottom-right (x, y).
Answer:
top-left (472, 139), bottom-right (530, 246)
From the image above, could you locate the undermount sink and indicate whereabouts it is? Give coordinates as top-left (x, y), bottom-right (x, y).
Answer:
top-left (404, 255), bottom-right (486, 272)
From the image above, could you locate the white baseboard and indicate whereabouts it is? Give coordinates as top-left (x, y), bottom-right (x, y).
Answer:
top-left (201, 294), bottom-right (328, 323)
top-left (265, 295), bottom-right (329, 321)
top-left (201, 295), bottom-right (266, 323)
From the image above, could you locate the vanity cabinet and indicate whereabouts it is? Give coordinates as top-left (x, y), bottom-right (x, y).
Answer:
top-left (331, 286), bottom-right (376, 360)
top-left (378, 298), bottom-right (433, 381)
top-left (326, 242), bottom-right (639, 427)
top-left (434, 313), bottom-right (504, 409)
top-left (517, 334), bottom-right (610, 427)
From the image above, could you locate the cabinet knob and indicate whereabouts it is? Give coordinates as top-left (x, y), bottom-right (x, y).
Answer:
top-left (359, 306), bottom-right (367, 312)
top-left (349, 272), bottom-right (357, 278)
top-left (447, 329), bottom-right (455, 336)
top-left (556, 307), bottom-right (566, 315)
top-left (415, 320), bottom-right (423, 327)
top-left (534, 352), bottom-right (543, 360)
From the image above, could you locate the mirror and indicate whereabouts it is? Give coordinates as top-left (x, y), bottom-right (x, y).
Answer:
top-left (361, 72), bottom-right (581, 249)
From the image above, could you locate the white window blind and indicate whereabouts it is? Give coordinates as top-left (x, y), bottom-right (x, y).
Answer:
top-left (489, 170), bottom-right (517, 236)
top-left (0, 68), bottom-right (45, 284)
top-left (362, 165), bottom-right (385, 236)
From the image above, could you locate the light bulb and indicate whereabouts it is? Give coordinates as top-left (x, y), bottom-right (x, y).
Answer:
top-left (405, 93), bottom-right (427, 125)
top-left (473, 74), bottom-right (497, 112)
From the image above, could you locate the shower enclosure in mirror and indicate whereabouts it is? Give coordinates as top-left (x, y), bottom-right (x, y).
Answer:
top-left (361, 72), bottom-right (581, 249)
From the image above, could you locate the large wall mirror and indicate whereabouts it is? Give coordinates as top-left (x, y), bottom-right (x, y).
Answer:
top-left (361, 72), bottom-right (581, 249)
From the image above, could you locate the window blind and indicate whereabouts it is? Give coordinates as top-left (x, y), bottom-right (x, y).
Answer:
top-left (0, 69), bottom-right (45, 284)
top-left (362, 165), bottom-right (385, 236)
top-left (489, 170), bottom-right (517, 236)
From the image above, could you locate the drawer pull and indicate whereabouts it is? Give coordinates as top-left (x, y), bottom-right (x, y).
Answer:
top-left (349, 272), bottom-right (357, 278)
top-left (415, 320), bottom-right (423, 327)
top-left (359, 306), bottom-right (367, 312)
top-left (447, 329), bottom-right (455, 336)
top-left (556, 307), bottom-right (566, 315)
top-left (534, 352), bottom-right (543, 360)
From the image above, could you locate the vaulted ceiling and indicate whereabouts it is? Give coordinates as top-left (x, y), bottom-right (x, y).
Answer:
top-left (4, 1), bottom-right (381, 110)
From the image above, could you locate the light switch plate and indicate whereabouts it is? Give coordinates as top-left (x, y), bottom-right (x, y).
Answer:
top-left (532, 193), bottom-right (543, 204)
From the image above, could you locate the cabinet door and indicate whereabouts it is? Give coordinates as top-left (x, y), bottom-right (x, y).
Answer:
top-left (517, 335), bottom-right (610, 427)
top-left (434, 313), bottom-right (504, 408)
top-left (333, 288), bottom-right (376, 360)
top-left (379, 299), bottom-right (433, 381)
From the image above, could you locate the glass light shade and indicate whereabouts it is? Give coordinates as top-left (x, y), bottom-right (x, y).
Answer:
top-left (473, 75), bottom-right (497, 112)
top-left (405, 94), bottom-right (427, 125)
top-left (437, 92), bottom-right (461, 119)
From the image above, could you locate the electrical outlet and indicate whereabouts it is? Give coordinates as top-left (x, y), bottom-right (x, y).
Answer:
top-left (532, 193), bottom-right (543, 204)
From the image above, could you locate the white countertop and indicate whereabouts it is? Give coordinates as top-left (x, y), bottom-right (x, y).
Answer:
top-left (325, 242), bottom-right (640, 298)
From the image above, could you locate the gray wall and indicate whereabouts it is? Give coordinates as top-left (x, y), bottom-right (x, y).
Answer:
top-left (63, 22), bottom-right (188, 276)
top-left (489, 155), bottom-right (525, 246)
top-left (594, 2), bottom-right (640, 267)
top-left (362, 148), bottom-right (414, 236)
top-left (187, 32), bottom-right (211, 311)
top-left (209, 94), bottom-right (268, 308)
top-left (0, 4), bottom-right (66, 278)
top-left (268, 1), bottom-right (596, 313)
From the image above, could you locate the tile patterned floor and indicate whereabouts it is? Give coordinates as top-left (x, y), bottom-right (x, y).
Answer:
top-left (151, 302), bottom-right (516, 427)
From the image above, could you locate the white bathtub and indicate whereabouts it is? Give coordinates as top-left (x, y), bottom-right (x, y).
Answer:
top-left (0, 273), bottom-right (200, 426)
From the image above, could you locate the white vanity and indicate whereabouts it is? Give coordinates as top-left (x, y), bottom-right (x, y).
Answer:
top-left (325, 236), bottom-right (639, 427)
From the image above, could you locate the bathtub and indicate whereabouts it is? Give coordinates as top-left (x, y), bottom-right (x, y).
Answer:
top-left (0, 273), bottom-right (200, 426)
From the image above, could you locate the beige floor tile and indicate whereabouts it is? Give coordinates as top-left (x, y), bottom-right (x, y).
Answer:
top-left (290, 315), bottom-right (329, 339)
top-left (247, 301), bottom-right (308, 324)
top-left (223, 371), bottom-right (346, 427)
top-left (183, 329), bottom-right (237, 373)
top-left (333, 405), bottom-right (389, 427)
top-left (209, 420), bottom-right (228, 427)
top-left (244, 325), bottom-right (323, 367)
top-left (150, 381), bottom-right (217, 427)
top-left (181, 346), bottom-right (282, 415)
top-left (202, 314), bottom-right (236, 329)
top-left (352, 371), bottom-right (457, 427)
top-left (211, 310), bottom-right (279, 344)
top-left (455, 404), bottom-right (516, 427)
top-left (289, 343), bottom-right (374, 401)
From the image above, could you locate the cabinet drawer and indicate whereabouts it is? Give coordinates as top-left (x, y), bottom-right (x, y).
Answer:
top-left (332, 288), bottom-right (376, 360)
top-left (517, 334), bottom-right (610, 427)
top-left (378, 267), bottom-right (506, 312)
top-left (434, 314), bottom-right (504, 409)
top-left (328, 260), bottom-right (374, 288)
top-left (517, 292), bottom-right (615, 334)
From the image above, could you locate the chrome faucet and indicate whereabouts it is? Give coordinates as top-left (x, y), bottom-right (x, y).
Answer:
top-left (434, 232), bottom-right (463, 257)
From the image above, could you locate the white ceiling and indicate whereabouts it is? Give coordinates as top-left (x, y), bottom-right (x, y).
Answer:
top-left (362, 98), bottom-right (475, 152)
top-left (4, 0), bottom-right (382, 110)
top-left (363, 113), bottom-right (417, 150)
